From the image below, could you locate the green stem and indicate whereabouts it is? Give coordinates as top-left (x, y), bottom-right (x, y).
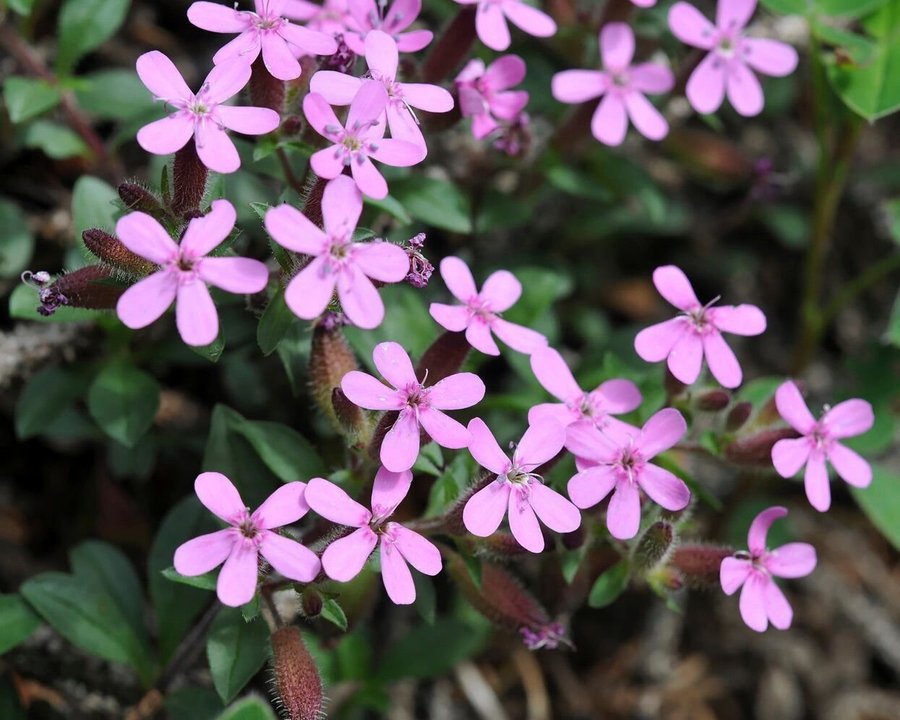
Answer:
top-left (818, 252), bottom-right (900, 330)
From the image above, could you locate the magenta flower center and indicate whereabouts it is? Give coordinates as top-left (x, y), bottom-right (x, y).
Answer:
top-left (611, 71), bottom-right (631, 88)
top-left (326, 121), bottom-right (380, 166)
top-left (401, 381), bottom-right (430, 411)
top-left (233, 509), bottom-right (263, 546)
top-left (613, 446), bottom-right (645, 483)
top-left (466, 295), bottom-right (493, 321)
top-left (570, 392), bottom-right (607, 423)
top-left (167, 250), bottom-right (202, 283)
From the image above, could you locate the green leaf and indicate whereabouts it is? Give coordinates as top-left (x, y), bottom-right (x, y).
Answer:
top-left (0, 672), bottom-right (25, 720)
top-left (390, 177), bottom-right (472, 233)
top-left (161, 566), bottom-right (218, 591)
top-left (411, 573), bottom-right (436, 625)
top-left (256, 288), bottom-right (295, 356)
top-left (206, 608), bottom-right (271, 703)
top-left (377, 618), bottom-right (486, 681)
top-left (22, 120), bottom-right (88, 159)
top-left (0, 198), bottom-right (35, 278)
top-left (72, 175), bottom-right (119, 236)
top-left (762, 0), bottom-right (888, 16)
top-left (364, 194), bottom-right (412, 224)
top-left (56, 0), bottom-right (131, 74)
top-left (885, 197), bottom-right (900, 244)
top-left (587, 560), bottom-right (630, 609)
top-left (87, 360), bottom-right (160, 447)
top-left (15, 365), bottom-right (90, 439)
top-left (165, 687), bottom-right (224, 720)
top-left (73, 69), bottom-right (155, 120)
top-left (0, 594), bottom-right (41, 654)
top-left (6, 0), bottom-right (39, 15)
top-left (3, 76), bottom-right (61, 123)
top-left (887, 290), bottom-right (900, 347)
top-left (231, 417), bottom-right (326, 482)
top-left (320, 598), bottom-right (348, 631)
top-left (216, 696), bottom-right (278, 720)
top-left (190, 335), bottom-right (226, 363)
top-left (852, 464), bottom-right (900, 551)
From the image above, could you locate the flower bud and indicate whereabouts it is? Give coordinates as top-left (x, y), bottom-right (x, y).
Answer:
top-left (723, 428), bottom-right (799, 467)
top-left (33, 265), bottom-right (123, 316)
top-left (83, 229), bottom-right (156, 276)
top-left (309, 318), bottom-right (369, 440)
top-left (300, 588), bottom-right (323, 619)
top-left (249, 56), bottom-right (286, 113)
top-left (421, 7), bottom-right (477, 84)
top-left (118, 181), bottom-right (163, 215)
top-left (270, 626), bottom-right (323, 720)
top-left (170, 139), bottom-right (208, 216)
top-left (670, 544), bottom-right (733, 589)
top-left (331, 387), bottom-right (368, 444)
top-left (633, 521), bottom-right (675, 572)
top-left (696, 389), bottom-right (731, 412)
top-left (725, 401), bottom-right (753, 431)
top-left (416, 330), bottom-right (471, 386)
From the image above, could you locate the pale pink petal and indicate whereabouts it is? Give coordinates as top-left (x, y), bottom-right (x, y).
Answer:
top-left (624, 91), bottom-right (669, 141)
top-left (529, 483), bottom-right (581, 533)
top-left (708, 304), bottom-right (767, 335)
top-left (390, 524), bottom-right (441, 575)
top-left (176, 280), bottom-right (219, 346)
top-left (429, 303), bottom-right (470, 332)
top-left (400, 83), bottom-right (455, 113)
top-left (480, 270), bottom-right (521, 311)
top-left (467, 418), bottom-right (510, 475)
top-left (387, 102), bottom-right (424, 146)
top-left (310, 71), bottom-right (362, 105)
top-left (203, 58), bottom-right (252, 103)
top-left (607, 481), bottom-right (641, 540)
top-left (303, 92), bottom-right (343, 138)
top-left (667, 332), bottom-right (704, 385)
top-left (472, 113), bottom-right (499, 139)
top-left (365, 29), bottom-right (399, 78)
top-left (764, 579), bottom-right (793, 630)
top-left (508, 487), bottom-right (544, 552)
top-left (116, 271), bottom-right (177, 330)
top-left (217, 542), bottom-right (259, 607)
top-left (353, 242), bottom-right (409, 282)
top-left (428, 372), bottom-right (486, 410)
top-left (476, 3), bottom-right (510, 51)
top-left (264, 203), bottom-right (328, 255)
top-left (567, 466), bottom-right (618, 509)
top-left (463, 480), bottom-right (511, 536)
top-left (702, 331), bottom-right (743, 388)
top-left (279, 21), bottom-right (339, 55)
top-left (370, 138), bottom-right (425, 167)
top-left (527, 402), bottom-right (574, 428)
top-left (827, 443), bottom-right (872, 488)
top-left (136, 51), bottom-right (192, 101)
top-left (180, 199), bottom-right (237, 257)
top-left (116, 212), bottom-right (177, 264)
top-left (341, 370), bottom-right (403, 410)
top-left (338, 266), bottom-right (384, 329)
top-left (501, 0), bottom-right (556, 39)
top-left (491, 318), bottom-right (547, 354)
top-left (174, 529), bottom-right (235, 575)
top-left (347, 79), bottom-right (388, 128)
top-left (639, 463), bottom-right (690, 511)
top-left (686, 53), bottom-right (727, 114)
top-left (823, 399), bottom-right (874, 439)
top-left (217, 105), bottom-right (280, 135)
top-left (742, 38), bottom-right (798, 77)
top-left (719, 556), bottom-right (751, 595)
top-left (483, 54), bottom-right (526, 91)
top-left (490, 90), bottom-right (527, 118)
top-left (727, 61), bottom-right (764, 117)
top-left (552, 70), bottom-right (607, 103)
top-left (771, 438), bottom-right (810, 478)
top-left (321, 175), bottom-right (364, 235)
top-left (321, 526), bottom-right (378, 581)
top-left (668, 2), bottom-right (716, 50)
top-left (261, 33), bottom-right (302, 80)
top-left (283, 0), bottom-right (319, 20)
top-left (252, 482), bottom-right (310, 530)
top-left (440, 256), bottom-right (478, 303)
top-left (805, 452), bottom-right (831, 512)
top-left (747, 505), bottom-right (787, 554)
top-left (765, 542), bottom-right (816, 579)
top-left (351, 157), bottom-right (389, 199)
top-left (515, 420), bottom-right (566, 469)
top-left (591, 94), bottom-right (628, 146)
top-left (594, 379), bottom-right (642, 414)
top-left (380, 539), bottom-right (415, 604)
top-left (212, 31), bottom-right (261, 66)
top-left (638, 408), bottom-right (687, 459)
top-left (381, 409), bottom-right (421, 472)
top-left (310, 146), bottom-right (345, 180)
top-left (565, 422), bottom-right (615, 463)
top-left (136, 116), bottom-right (195, 155)
top-left (284, 256), bottom-right (337, 320)
top-left (634, 317), bottom-right (686, 363)
top-left (775, 381), bottom-right (816, 434)
top-left (600, 22), bottom-right (634, 71)
top-left (738, 572), bottom-right (769, 631)
top-left (530, 347), bottom-right (581, 402)
top-left (717, 0), bottom-right (756, 33)
top-left (385, 0), bottom-right (422, 32)
top-left (305, 477), bottom-right (372, 526)
top-left (654, 266), bottom-right (700, 309)
top-left (395, 29), bottom-right (433, 52)
top-left (370, 467), bottom-right (413, 518)
top-left (466, 321), bottom-right (500, 355)
top-left (419, 408), bottom-right (470, 449)
top-left (259, 532), bottom-right (321, 582)
top-left (630, 63), bottom-right (675, 94)
top-left (195, 122), bottom-right (241, 174)
top-left (373, 341), bottom-right (417, 388)
top-left (187, 2), bottom-right (248, 32)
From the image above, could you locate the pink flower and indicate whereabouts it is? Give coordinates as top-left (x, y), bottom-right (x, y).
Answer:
top-left (669, 0), bottom-right (798, 116)
top-left (454, 0), bottom-right (557, 52)
top-left (631, 0), bottom-right (656, 6)
top-left (552, 23), bottom-right (674, 146)
top-left (187, 0), bottom-right (338, 81)
top-left (720, 506), bottom-right (816, 632)
top-left (463, 419), bottom-right (581, 552)
top-left (566, 408), bottom-right (690, 539)
top-left (284, 0), bottom-right (350, 36)
top-left (135, 51), bottom-right (280, 174)
top-left (771, 381), bottom-right (874, 512)
top-left (174, 472), bottom-right (321, 607)
top-left (344, 0), bottom-right (433, 54)
top-left (429, 256), bottom-right (546, 356)
top-left (115, 200), bottom-right (269, 346)
top-left (528, 347), bottom-right (641, 432)
top-left (305, 469), bottom-right (442, 604)
top-left (455, 55), bottom-right (529, 140)
top-left (265, 176), bottom-right (408, 329)
top-left (310, 30), bottom-right (453, 147)
top-left (341, 342), bottom-right (486, 471)
top-left (634, 265), bottom-right (766, 389)
top-left (303, 82), bottom-right (425, 199)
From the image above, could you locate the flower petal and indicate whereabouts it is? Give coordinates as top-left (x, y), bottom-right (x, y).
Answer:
top-left (428, 372), bottom-right (486, 410)
top-left (188, 2), bottom-right (248, 32)
top-left (465, 320), bottom-right (500, 355)
top-left (763, 580), bottom-right (793, 631)
top-left (284, 256), bottom-right (337, 320)
top-left (591, 93), bottom-right (628, 146)
top-left (624, 91), bottom-right (669, 141)
top-left (709, 304), bottom-right (766, 335)
top-left (467, 418), bottom-right (510, 475)
top-left (530, 346), bottom-right (581, 402)
top-left (667, 331), bottom-right (704, 385)
top-left (365, 29), bottom-right (399, 79)
top-left (567, 465), bottom-right (618, 509)
top-left (529, 483), bottom-right (581, 533)
top-left (217, 105), bottom-right (281, 135)
top-left (351, 156), bottom-right (389, 199)
top-left (638, 408), bottom-right (687, 459)
top-left (634, 317), bottom-right (687, 363)
top-left (390, 523), bottom-right (442, 575)
top-left (827, 442), bottom-right (872, 488)
top-left (181, 199), bottom-right (237, 257)
top-left (515, 420), bottom-right (566, 469)
top-left (370, 466), bottom-right (413, 518)
top-left (480, 270), bottom-right (521, 312)
top-left (259, 532), bottom-right (321, 582)
top-left (369, 138), bottom-right (426, 168)
top-left (347, 79), bottom-right (388, 129)
top-left (264, 203), bottom-right (328, 255)
top-left (742, 38), bottom-right (798, 77)
top-left (338, 266), bottom-right (384, 329)
top-left (702, 331), bottom-right (743, 388)
top-left (726, 61), bottom-right (764, 117)
top-left (400, 82), bottom-right (455, 112)
top-left (252, 482), bottom-right (310, 530)
top-left (176, 280), bottom-right (219, 347)
top-left (653, 265), bottom-right (700, 310)
top-left (373, 341), bottom-right (417, 388)
top-left (639, 463), bottom-right (690, 511)
top-left (717, 0), bottom-right (756, 33)
top-left (321, 526), bottom-right (378, 581)
top-left (200, 257), bottom-right (269, 295)
top-left (353, 241), bottom-right (409, 282)
top-left (501, 0), bottom-right (556, 39)
top-left (600, 22), bottom-right (634, 71)
top-left (765, 542), bottom-right (816, 579)
top-left (720, 556), bottom-right (751, 595)
top-left (381, 409), bottom-right (422, 471)
top-left (483, 53), bottom-right (526, 90)
top-left (116, 211), bottom-right (177, 264)
top-left (341, 370), bottom-right (403, 410)
top-left (668, 2), bottom-right (716, 50)
top-left (217, 542), bottom-right (259, 607)
top-left (528, 402), bottom-right (574, 428)
top-left (565, 422), bottom-right (615, 463)
top-left (595, 379), bottom-right (642, 414)
top-left (491, 318), bottom-right (547, 355)
top-left (174, 529), bottom-right (235, 576)
top-left (279, 21), bottom-right (339, 55)
top-left (303, 92), bottom-right (343, 139)
top-left (137, 116), bottom-right (195, 155)
top-left (304, 477), bottom-right (371, 526)
top-left (738, 572), bottom-right (769, 632)
top-left (203, 58), bottom-right (252, 103)
top-left (771, 437), bottom-right (810, 478)
top-left (419, 408), bottom-right (470, 449)
top-left (136, 51), bottom-right (192, 101)
top-left (508, 487), bottom-right (544, 553)
top-left (630, 62), bottom-right (674, 94)
top-left (195, 122), bottom-right (241, 174)
top-left (380, 538), bottom-right (416, 604)
top-left (261, 33), bottom-right (303, 79)
top-left (310, 70), bottom-right (363, 105)
top-left (429, 303), bottom-right (469, 332)
top-left (116, 271), bottom-right (177, 330)
top-left (552, 69), bottom-right (607, 104)
top-left (774, 381), bottom-right (816, 434)
top-left (476, 3), bottom-right (511, 51)
top-left (805, 451), bottom-right (831, 512)
top-left (607, 481), bottom-right (641, 540)
top-left (686, 52), bottom-right (726, 114)
top-left (463, 479), bottom-right (511, 536)
top-left (823, 399), bottom-right (874, 439)
top-left (747, 505), bottom-right (787, 555)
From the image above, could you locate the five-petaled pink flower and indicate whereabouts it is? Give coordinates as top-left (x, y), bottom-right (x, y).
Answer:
top-left (634, 265), bottom-right (766, 389)
top-left (310, 30), bottom-right (453, 147)
top-left (116, 200), bottom-right (269, 346)
top-left (720, 506), bottom-right (816, 632)
top-left (528, 347), bottom-right (641, 433)
top-left (463, 419), bottom-right (581, 553)
top-left (455, 55), bottom-right (529, 140)
top-left (566, 408), bottom-right (690, 540)
top-left (344, 0), bottom-right (433, 54)
top-left (284, 0), bottom-right (349, 36)
top-left (187, 0), bottom-right (338, 81)
top-left (174, 472), bottom-right (321, 607)
top-left (341, 341), bottom-right (486, 471)
top-left (771, 381), bottom-right (874, 512)
top-left (135, 51), bottom-right (280, 173)
top-left (454, 0), bottom-right (556, 52)
top-left (265, 176), bottom-right (408, 329)
top-left (552, 23), bottom-right (674, 146)
top-left (669, 0), bottom-right (798, 116)
top-left (303, 82), bottom-right (425, 199)
top-left (429, 256), bottom-right (547, 356)
top-left (305, 469), bottom-right (442, 604)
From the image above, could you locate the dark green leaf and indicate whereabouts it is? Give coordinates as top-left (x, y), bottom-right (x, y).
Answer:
top-left (87, 360), bottom-right (160, 447)
top-left (57, 0), bottom-right (131, 74)
top-left (6, 0), bottom-right (39, 15)
top-left (3, 76), bottom-right (61, 123)
top-left (320, 598), bottom-right (348, 631)
top-left (852, 464), bottom-right (900, 551)
top-left (216, 697), bottom-right (278, 720)
top-left (161, 566), bottom-right (218, 591)
top-left (22, 120), bottom-right (88, 159)
top-left (190, 335), bottom-right (226, 363)
top-left (0, 594), bottom-right (41, 654)
top-left (232, 417), bottom-right (326, 482)
top-left (257, 288), bottom-right (295, 355)
top-left (15, 365), bottom-right (90, 439)
top-left (587, 560), bottom-right (630, 609)
top-left (165, 686), bottom-right (224, 720)
top-left (206, 608), bottom-right (271, 703)
top-left (390, 177), bottom-right (472, 233)
top-left (74, 69), bottom-right (156, 120)
top-left (411, 573), bottom-right (436, 625)
top-left (0, 198), bottom-right (33, 277)
top-left (377, 619), bottom-right (485, 681)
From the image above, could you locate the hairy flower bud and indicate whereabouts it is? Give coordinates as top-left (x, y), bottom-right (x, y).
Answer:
top-left (270, 626), bottom-right (323, 720)
top-left (300, 588), bottom-right (323, 619)
top-left (633, 521), bottom-right (675, 572)
top-left (118, 181), bottom-right (164, 215)
top-left (331, 387), bottom-right (367, 444)
top-left (416, 330), bottom-right (471, 386)
top-left (421, 7), bottom-right (477, 84)
top-left (83, 229), bottom-right (156, 276)
top-left (249, 56), bottom-right (286, 113)
top-left (696, 389), bottom-right (731, 412)
top-left (33, 265), bottom-right (123, 316)
top-left (723, 427), bottom-right (799, 466)
top-left (170, 139), bottom-right (208, 216)
top-left (670, 544), bottom-right (734, 589)
top-left (725, 401), bottom-right (753, 431)
top-left (309, 319), bottom-right (369, 440)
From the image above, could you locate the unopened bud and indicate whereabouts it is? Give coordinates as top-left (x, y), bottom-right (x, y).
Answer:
top-left (331, 388), bottom-right (367, 443)
top-left (171, 139), bottom-right (208, 216)
top-left (723, 427), bottom-right (799, 466)
top-left (480, 532), bottom-right (532, 558)
top-left (34, 265), bottom-right (123, 316)
top-left (633, 521), bottom-right (675, 572)
top-left (118, 181), bottom-right (163, 215)
top-left (302, 177), bottom-right (328, 230)
top-left (300, 588), bottom-right (322, 618)
top-left (270, 626), bottom-right (323, 720)
top-left (249, 55), bottom-right (286, 113)
top-left (696, 389), bottom-right (731, 412)
top-left (416, 330), bottom-right (471, 386)
top-left (421, 7), bottom-right (477, 83)
top-left (83, 229), bottom-right (156, 276)
top-left (725, 401), bottom-right (753, 431)
top-left (309, 319), bottom-right (368, 440)
top-left (670, 544), bottom-right (733, 589)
